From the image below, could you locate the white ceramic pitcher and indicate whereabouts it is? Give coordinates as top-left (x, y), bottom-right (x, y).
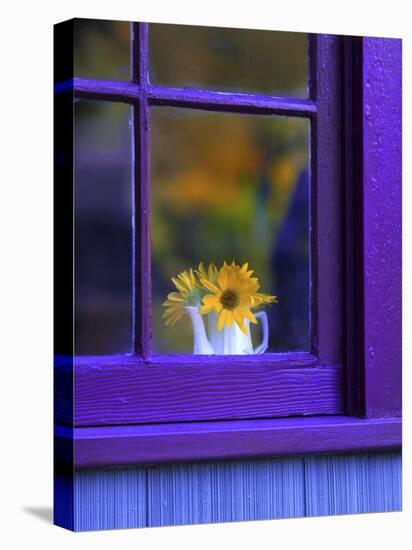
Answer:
top-left (184, 306), bottom-right (269, 355)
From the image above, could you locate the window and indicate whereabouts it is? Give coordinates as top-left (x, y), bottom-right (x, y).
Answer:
top-left (54, 21), bottom-right (401, 467)
top-left (150, 108), bottom-right (310, 354)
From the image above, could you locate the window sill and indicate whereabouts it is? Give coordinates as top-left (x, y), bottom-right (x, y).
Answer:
top-left (55, 353), bottom-right (344, 426)
top-left (55, 415), bottom-right (401, 468)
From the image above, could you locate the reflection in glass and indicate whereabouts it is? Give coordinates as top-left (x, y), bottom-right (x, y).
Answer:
top-left (151, 107), bottom-right (310, 353)
top-left (74, 19), bottom-right (130, 80)
top-left (149, 23), bottom-right (308, 97)
top-left (75, 100), bottom-right (132, 355)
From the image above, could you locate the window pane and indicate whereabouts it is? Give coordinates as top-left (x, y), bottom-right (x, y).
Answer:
top-left (149, 24), bottom-right (308, 97)
top-left (74, 19), bottom-right (130, 80)
top-left (151, 107), bottom-right (310, 354)
top-left (75, 100), bottom-right (132, 355)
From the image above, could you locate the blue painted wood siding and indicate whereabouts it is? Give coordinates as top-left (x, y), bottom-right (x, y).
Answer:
top-left (69, 451), bottom-right (401, 531)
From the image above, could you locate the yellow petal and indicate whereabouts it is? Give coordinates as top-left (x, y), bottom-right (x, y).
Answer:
top-left (217, 309), bottom-right (229, 331)
top-left (208, 263), bottom-right (218, 280)
top-left (163, 300), bottom-right (178, 307)
top-left (237, 307), bottom-right (258, 324)
top-left (163, 306), bottom-right (185, 326)
top-left (238, 295), bottom-right (253, 307)
top-left (200, 295), bottom-right (222, 314)
top-left (163, 306), bottom-right (180, 318)
top-left (217, 269), bottom-right (229, 290)
top-left (200, 278), bottom-right (221, 294)
top-left (253, 293), bottom-right (277, 306)
top-left (201, 295), bottom-right (222, 313)
top-left (203, 294), bottom-right (219, 305)
top-left (171, 277), bottom-right (188, 294)
top-left (197, 262), bottom-right (206, 279)
top-left (166, 292), bottom-right (185, 302)
top-left (233, 309), bottom-right (247, 334)
top-left (226, 311), bottom-right (234, 328)
top-left (200, 303), bottom-right (214, 314)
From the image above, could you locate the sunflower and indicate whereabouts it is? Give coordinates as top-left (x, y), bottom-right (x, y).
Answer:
top-left (226, 261), bottom-right (276, 307)
top-left (199, 261), bottom-right (277, 334)
top-left (162, 268), bottom-right (201, 326)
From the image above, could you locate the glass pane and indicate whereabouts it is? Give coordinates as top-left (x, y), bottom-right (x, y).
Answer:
top-left (74, 19), bottom-right (130, 80)
top-left (151, 107), bottom-right (310, 354)
top-left (75, 100), bottom-right (132, 355)
top-left (149, 23), bottom-right (308, 97)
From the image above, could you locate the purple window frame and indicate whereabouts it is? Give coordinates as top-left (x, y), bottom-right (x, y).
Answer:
top-left (54, 21), bottom-right (401, 467)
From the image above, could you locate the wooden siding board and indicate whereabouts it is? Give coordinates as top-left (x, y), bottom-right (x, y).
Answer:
top-left (366, 452), bottom-right (402, 512)
top-left (304, 452), bottom-right (402, 516)
top-left (147, 463), bottom-right (214, 526)
top-left (71, 452), bottom-right (401, 531)
top-left (74, 468), bottom-right (147, 531)
top-left (210, 461), bottom-right (248, 523)
top-left (147, 458), bottom-right (305, 527)
top-left (54, 470), bottom-right (74, 531)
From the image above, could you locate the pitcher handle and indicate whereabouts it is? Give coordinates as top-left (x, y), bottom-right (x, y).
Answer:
top-left (253, 311), bottom-right (269, 355)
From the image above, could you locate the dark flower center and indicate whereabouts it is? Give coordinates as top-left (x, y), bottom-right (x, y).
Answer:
top-left (220, 288), bottom-right (239, 310)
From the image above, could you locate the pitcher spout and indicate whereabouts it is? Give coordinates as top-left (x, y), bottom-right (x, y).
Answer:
top-left (184, 306), bottom-right (214, 355)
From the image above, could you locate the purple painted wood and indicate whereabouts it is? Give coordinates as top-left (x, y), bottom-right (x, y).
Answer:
top-left (133, 23), bottom-right (152, 357)
top-left (69, 79), bottom-right (317, 116)
top-left (54, 27), bottom-right (403, 468)
top-left (147, 85), bottom-right (317, 116)
top-left (310, 35), bottom-right (343, 365)
top-left (72, 77), bottom-right (139, 102)
top-left (54, 79), bottom-right (74, 96)
top-left (54, 354), bottom-right (344, 426)
top-left (55, 416), bottom-right (401, 468)
top-left (361, 38), bottom-right (402, 418)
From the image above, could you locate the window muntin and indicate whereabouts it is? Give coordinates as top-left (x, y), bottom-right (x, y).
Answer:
top-left (149, 23), bottom-right (308, 97)
top-left (151, 107), bottom-right (310, 353)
